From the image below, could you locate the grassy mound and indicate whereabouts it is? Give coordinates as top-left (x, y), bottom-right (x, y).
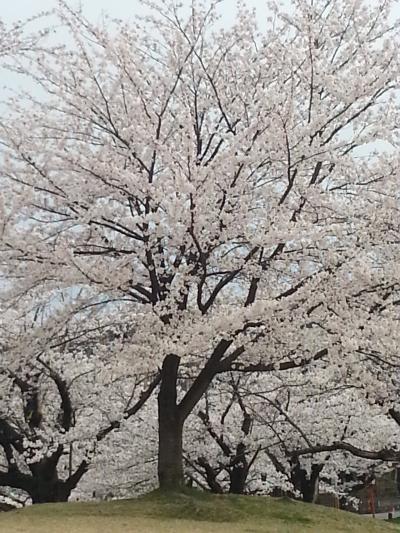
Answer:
top-left (0, 489), bottom-right (398, 532)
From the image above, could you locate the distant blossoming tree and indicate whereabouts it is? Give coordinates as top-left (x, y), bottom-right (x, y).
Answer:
top-left (184, 372), bottom-right (398, 502)
top-left (0, 302), bottom-right (159, 503)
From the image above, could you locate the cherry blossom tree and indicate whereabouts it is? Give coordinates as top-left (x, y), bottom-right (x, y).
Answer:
top-left (0, 300), bottom-right (159, 503)
top-left (292, 384), bottom-right (400, 470)
top-left (1, 0), bottom-right (399, 491)
top-left (77, 399), bottom-right (159, 501)
top-left (184, 376), bottom-right (270, 494)
top-left (185, 371), bottom-right (399, 503)
top-left (245, 371), bottom-right (399, 503)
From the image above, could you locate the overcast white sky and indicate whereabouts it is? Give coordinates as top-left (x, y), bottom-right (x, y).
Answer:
top-left (3, 0), bottom-right (270, 25)
top-left (1, 0), bottom-right (399, 92)
top-left (0, 1), bottom-right (275, 93)
top-left (3, 1), bottom-right (400, 31)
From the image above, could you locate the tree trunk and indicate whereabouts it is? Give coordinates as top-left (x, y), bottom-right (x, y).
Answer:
top-left (29, 452), bottom-right (72, 504)
top-left (229, 443), bottom-right (248, 494)
top-left (229, 466), bottom-right (247, 494)
top-left (30, 481), bottom-right (71, 504)
top-left (158, 354), bottom-right (184, 491)
top-left (301, 473), bottom-right (319, 503)
top-left (291, 461), bottom-right (322, 503)
top-left (158, 416), bottom-right (184, 491)
top-left (157, 341), bottom-right (232, 491)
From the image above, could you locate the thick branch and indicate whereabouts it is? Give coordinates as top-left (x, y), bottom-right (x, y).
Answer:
top-left (219, 348), bottom-right (328, 373)
top-left (293, 442), bottom-right (399, 462)
top-left (178, 339), bottom-right (232, 421)
top-left (64, 460), bottom-right (89, 492)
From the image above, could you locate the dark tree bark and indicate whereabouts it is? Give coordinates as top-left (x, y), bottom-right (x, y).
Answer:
top-left (196, 457), bottom-right (223, 494)
top-left (229, 461), bottom-right (247, 494)
top-left (291, 460), bottom-right (323, 503)
top-left (158, 419), bottom-right (184, 491)
top-left (30, 481), bottom-right (70, 504)
top-left (0, 454), bottom-right (87, 504)
top-left (228, 415), bottom-right (252, 494)
top-left (158, 354), bottom-right (184, 491)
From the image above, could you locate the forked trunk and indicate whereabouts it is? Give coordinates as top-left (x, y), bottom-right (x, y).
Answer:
top-left (291, 461), bottom-right (322, 503)
top-left (29, 460), bottom-right (72, 504)
top-left (157, 343), bottom-right (228, 491)
top-left (30, 481), bottom-right (71, 504)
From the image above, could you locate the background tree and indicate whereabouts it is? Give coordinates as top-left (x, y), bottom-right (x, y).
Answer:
top-left (184, 370), bottom-right (396, 504)
top-left (246, 371), bottom-right (398, 503)
top-left (184, 376), bottom-right (269, 495)
top-left (0, 302), bottom-right (159, 503)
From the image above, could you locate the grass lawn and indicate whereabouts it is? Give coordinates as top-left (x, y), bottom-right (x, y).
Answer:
top-left (0, 490), bottom-right (398, 533)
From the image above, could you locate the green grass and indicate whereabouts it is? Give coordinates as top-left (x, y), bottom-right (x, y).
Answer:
top-left (0, 489), bottom-right (399, 533)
